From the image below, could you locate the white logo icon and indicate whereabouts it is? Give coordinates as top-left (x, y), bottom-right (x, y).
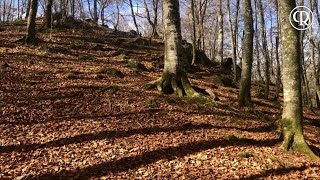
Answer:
top-left (290, 6), bottom-right (313, 30)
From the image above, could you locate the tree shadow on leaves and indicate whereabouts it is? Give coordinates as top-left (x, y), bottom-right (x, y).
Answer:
top-left (240, 164), bottom-right (320, 180)
top-left (27, 137), bottom-right (280, 179)
top-left (0, 122), bottom-right (278, 154)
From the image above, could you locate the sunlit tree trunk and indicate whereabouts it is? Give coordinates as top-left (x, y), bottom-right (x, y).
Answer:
top-left (155, 0), bottom-right (199, 97)
top-left (238, 0), bottom-right (253, 107)
top-left (279, 0), bottom-right (318, 159)
top-left (25, 0), bottom-right (37, 44)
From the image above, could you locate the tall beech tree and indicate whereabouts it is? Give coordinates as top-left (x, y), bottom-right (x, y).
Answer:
top-left (155, 0), bottom-right (199, 97)
top-left (25, 0), bottom-right (38, 44)
top-left (279, 0), bottom-right (318, 159)
top-left (238, 0), bottom-right (254, 106)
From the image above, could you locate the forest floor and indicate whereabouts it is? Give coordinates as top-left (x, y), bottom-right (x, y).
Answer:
top-left (0, 19), bottom-right (320, 179)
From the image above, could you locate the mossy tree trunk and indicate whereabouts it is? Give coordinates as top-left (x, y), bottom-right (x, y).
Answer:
top-left (238, 0), bottom-right (253, 106)
top-left (157, 0), bottom-right (199, 97)
top-left (25, 0), bottom-right (38, 44)
top-left (279, 0), bottom-right (318, 159)
top-left (44, 0), bottom-right (53, 29)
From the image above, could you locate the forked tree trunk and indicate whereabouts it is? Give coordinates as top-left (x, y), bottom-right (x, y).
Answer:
top-left (279, 0), bottom-right (318, 159)
top-left (25, 0), bottom-right (38, 44)
top-left (238, 0), bottom-right (253, 106)
top-left (156, 0), bottom-right (199, 97)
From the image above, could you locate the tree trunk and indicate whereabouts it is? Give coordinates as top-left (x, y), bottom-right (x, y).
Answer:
top-left (156, 0), bottom-right (199, 97)
top-left (129, 0), bottom-right (139, 34)
top-left (309, 0), bottom-right (320, 108)
top-left (227, 0), bottom-right (240, 82)
top-left (238, 0), bottom-right (254, 107)
top-left (278, 0), bottom-right (318, 159)
top-left (191, 0), bottom-right (196, 65)
top-left (275, 36), bottom-right (281, 98)
top-left (257, 0), bottom-right (270, 99)
top-left (217, 0), bottom-right (223, 65)
top-left (25, 0), bottom-right (38, 44)
top-left (93, 0), bottom-right (98, 23)
top-left (44, 0), bottom-right (53, 29)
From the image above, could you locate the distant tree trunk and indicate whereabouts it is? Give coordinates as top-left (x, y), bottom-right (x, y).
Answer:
top-left (7, 0), bottom-right (12, 21)
top-left (257, 0), bottom-right (270, 99)
top-left (151, 0), bottom-right (159, 38)
top-left (156, 0), bottom-right (199, 97)
top-left (275, 0), bottom-right (282, 99)
top-left (79, 0), bottom-right (85, 20)
top-left (44, 0), bottom-right (53, 29)
top-left (129, 0), bottom-right (139, 34)
top-left (114, 0), bottom-right (120, 31)
top-left (25, 0), bottom-right (30, 19)
top-left (275, 36), bottom-right (281, 97)
top-left (93, 0), bottom-right (98, 23)
top-left (143, 0), bottom-right (159, 38)
top-left (309, 0), bottom-right (320, 108)
top-left (3, 0), bottom-right (6, 21)
top-left (71, 0), bottom-right (75, 18)
top-left (279, 0), bottom-right (318, 159)
top-left (60, 0), bottom-right (68, 21)
top-left (191, 0), bottom-right (196, 65)
top-left (25, 0), bottom-right (38, 44)
top-left (217, 0), bottom-right (223, 65)
top-left (17, 0), bottom-right (20, 19)
top-left (238, 0), bottom-right (254, 107)
top-left (227, 0), bottom-right (240, 82)
top-left (254, 0), bottom-right (262, 81)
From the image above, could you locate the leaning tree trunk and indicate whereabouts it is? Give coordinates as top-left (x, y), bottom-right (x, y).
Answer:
top-left (44, 0), bottom-right (53, 29)
top-left (129, 0), bottom-right (139, 35)
top-left (238, 0), bottom-right (253, 107)
top-left (279, 0), bottom-right (318, 159)
top-left (156, 0), bottom-right (199, 97)
top-left (25, 0), bottom-right (38, 44)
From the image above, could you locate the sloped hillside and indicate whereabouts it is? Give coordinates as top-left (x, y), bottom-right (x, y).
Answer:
top-left (0, 19), bottom-right (320, 179)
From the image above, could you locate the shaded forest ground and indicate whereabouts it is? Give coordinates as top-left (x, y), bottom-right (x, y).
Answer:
top-left (0, 19), bottom-right (320, 179)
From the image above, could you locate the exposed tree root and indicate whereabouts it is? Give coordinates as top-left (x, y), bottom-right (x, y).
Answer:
top-left (156, 72), bottom-right (201, 97)
top-left (281, 119), bottom-right (319, 160)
